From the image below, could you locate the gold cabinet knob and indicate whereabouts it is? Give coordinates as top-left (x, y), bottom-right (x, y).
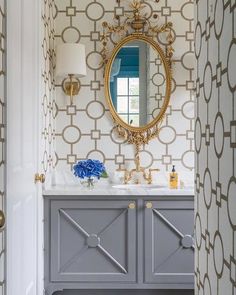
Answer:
top-left (128, 202), bottom-right (136, 209)
top-left (34, 173), bottom-right (45, 184)
top-left (0, 210), bottom-right (5, 230)
top-left (146, 202), bottom-right (153, 209)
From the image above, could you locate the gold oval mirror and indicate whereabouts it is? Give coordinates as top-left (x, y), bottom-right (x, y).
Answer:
top-left (105, 34), bottom-right (172, 134)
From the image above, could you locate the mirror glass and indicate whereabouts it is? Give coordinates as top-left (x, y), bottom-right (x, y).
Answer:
top-left (109, 40), bottom-right (167, 128)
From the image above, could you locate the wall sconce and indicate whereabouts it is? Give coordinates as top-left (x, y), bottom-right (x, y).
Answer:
top-left (56, 43), bottom-right (87, 105)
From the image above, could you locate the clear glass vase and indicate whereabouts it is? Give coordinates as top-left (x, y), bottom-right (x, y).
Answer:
top-left (80, 177), bottom-right (96, 189)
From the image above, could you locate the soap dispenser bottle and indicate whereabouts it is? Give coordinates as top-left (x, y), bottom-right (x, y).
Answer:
top-left (169, 165), bottom-right (178, 189)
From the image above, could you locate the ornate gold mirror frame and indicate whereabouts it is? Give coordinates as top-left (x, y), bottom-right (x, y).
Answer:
top-left (101, 0), bottom-right (175, 184)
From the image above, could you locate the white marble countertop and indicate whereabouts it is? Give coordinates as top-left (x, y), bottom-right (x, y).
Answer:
top-left (43, 184), bottom-right (194, 196)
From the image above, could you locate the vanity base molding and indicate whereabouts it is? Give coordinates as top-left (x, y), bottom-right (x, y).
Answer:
top-left (44, 195), bottom-right (194, 295)
top-left (52, 289), bottom-right (193, 295)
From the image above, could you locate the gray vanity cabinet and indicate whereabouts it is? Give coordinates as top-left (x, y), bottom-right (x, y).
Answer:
top-left (49, 200), bottom-right (136, 283)
top-left (44, 195), bottom-right (194, 294)
top-left (144, 199), bottom-right (194, 285)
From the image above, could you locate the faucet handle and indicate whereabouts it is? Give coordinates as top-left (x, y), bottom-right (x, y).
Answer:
top-left (147, 168), bottom-right (160, 184)
top-left (124, 169), bottom-right (131, 184)
top-left (116, 168), bottom-right (130, 184)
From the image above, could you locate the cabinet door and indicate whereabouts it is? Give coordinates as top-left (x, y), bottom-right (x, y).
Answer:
top-left (144, 199), bottom-right (194, 286)
top-left (50, 199), bottom-right (136, 283)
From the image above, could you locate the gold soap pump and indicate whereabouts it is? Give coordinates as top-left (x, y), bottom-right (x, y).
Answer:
top-left (169, 165), bottom-right (178, 189)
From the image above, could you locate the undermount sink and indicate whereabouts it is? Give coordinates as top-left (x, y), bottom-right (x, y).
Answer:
top-left (112, 184), bottom-right (165, 190)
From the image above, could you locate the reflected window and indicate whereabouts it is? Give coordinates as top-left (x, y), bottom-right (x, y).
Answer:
top-left (109, 39), bottom-right (167, 128)
top-left (117, 77), bottom-right (139, 126)
top-left (110, 46), bottom-right (141, 127)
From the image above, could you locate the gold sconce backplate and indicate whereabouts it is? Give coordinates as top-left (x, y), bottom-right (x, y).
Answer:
top-left (63, 79), bottom-right (81, 96)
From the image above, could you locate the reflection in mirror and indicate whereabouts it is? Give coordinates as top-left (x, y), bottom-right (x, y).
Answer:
top-left (109, 40), bottom-right (166, 128)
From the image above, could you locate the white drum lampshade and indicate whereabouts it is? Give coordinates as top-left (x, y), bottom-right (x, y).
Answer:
top-left (55, 43), bottom-right (87, 78)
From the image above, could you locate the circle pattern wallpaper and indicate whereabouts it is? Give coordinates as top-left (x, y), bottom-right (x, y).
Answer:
top-left (41, 0), bottom-right (195, 176)
top-left (195, 0), bottom-right (236, 294)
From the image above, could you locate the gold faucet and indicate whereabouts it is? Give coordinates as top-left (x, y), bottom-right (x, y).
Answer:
top-left (123, 167), bottom-right (159, 184)
top-left (118, 144), bottom-right (159, 185)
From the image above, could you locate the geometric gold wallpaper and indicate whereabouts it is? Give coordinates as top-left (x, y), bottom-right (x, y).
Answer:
top-left (195, 0), bottom-right (236, 294)
top-left (0, 0), bottom-right (5, 294)
top-left (50, 0), bottom-right (195, 179)
top-left (41, 0), bottom-right (56, 173)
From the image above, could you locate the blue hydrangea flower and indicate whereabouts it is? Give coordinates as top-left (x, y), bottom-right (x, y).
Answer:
top-left (73, 159), bottom-right (107, 179)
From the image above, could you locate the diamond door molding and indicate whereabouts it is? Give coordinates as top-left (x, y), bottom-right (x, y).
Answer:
top-left (44, 195), bottom-right (194, 294)
top-left (144, 200), bottom-right (194, 286)
top-left (50, 200), bottom-right (136, 282)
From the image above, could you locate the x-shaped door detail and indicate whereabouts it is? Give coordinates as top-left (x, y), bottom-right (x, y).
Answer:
top-left (59, 208), bottom-right (128, 274)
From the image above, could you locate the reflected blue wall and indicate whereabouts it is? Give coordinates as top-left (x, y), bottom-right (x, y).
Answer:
top-left (110, 47), bottom-right (139, 107)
